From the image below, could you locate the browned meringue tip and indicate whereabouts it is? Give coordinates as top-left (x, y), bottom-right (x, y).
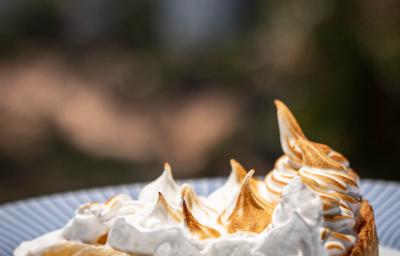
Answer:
top-left (274, 99), bottom-right (306, 139)
top-left (181, 184), bottom-right (197, 210)
top-left (182, 199), bottom-right (221, 239)
top-left (181, 184), bottom-right (217, 219)
top-left (162, 162), bottom-right (178, 182)
top-left (242, 169), bottom-right (255, 186)
top-left (274, 100), bottom-right (306, 165)
top-left (157, 192), bottom-right (182, 222)
top-left (274, 101), bottom-right (350, 168)
top-left (296, 138), bottom-right (345, 170)
top-left (181, 184), bottom-right (192, 196)
top-left (230, 159), bottom-right (248, 183)
top-left (274, 99), bottom-right (289, 110)
top-left (164, 162), bottom-right (172, 173)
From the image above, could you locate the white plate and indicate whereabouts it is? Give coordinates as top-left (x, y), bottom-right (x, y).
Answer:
top-left (380, 246), bottom-right (400, 256)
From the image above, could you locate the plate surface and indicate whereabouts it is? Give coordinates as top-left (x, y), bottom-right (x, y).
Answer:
top-left (380, 246), bottom-right (400, 256)
top-left (1, 178), bottom-right (400, 255)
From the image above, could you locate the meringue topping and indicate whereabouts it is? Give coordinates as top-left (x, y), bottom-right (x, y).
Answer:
top-left (297, 138), bottom-right (345, 171)
top-left (264, 100), bottom-right (361, 256)
top-left (265, 155), bottom-right (297, 203)
top-left (229, 158), bottom-right (248, 183)
top-left (15, 100), bottom-right (363, 256)
top-left (274, 100), bottom-right (306, 165)
top-left (182, 199), bottom-right (221, 240)
top-left (274, 100), bottom-right (349, 166)
top-left (265, 100), bottom-right (352, 205)
top-left (207, 159), bottom-right (250, 211)
top-left (181, 184), bottom-right (217, 223)
top-left (138, 162), bottom-right (181, 207)
top-left (266, 101), bottom-right (344, 205)
top-left (15, 160), bottom-right (343, 256)
top-left (219, 170), bottom-right (273, 234)
top-left (295, 139), bottom-right (360, 256)
top-left (146, 192), bottom-right (182, 224)
top-left (62, 194), bottom-right (138, 244)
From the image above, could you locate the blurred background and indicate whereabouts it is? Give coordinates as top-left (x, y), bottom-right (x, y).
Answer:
top-left (0, 0), bottom-right (399, 203)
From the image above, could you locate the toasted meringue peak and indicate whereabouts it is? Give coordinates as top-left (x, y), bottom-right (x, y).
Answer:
top-left (138, 163), bottom-right (180, 207)
top-left (275, 100), bottom-right (306, 164)
top-left (138, 192), bottom-right (182, 228)
top-left (181, 184), bottom-right (197, 208)
top-left (207, 159), bottom-right (250, 212)
top-left (163, 161), bottom-right (170, 169)
top-left (154, 192), bottom-right (182, 223)
top-left (161, 162), bottom-right (176, 183)
top-left (274, 100), bottom-right (306, 138)
top-left (263, 101), bottom-right (360, 256)
top-left (230, 159), bottom-right (248, 183)
top-left (229, 158), bottom-right (265, 194)
top-left (219, 170), bottom-right (273, 234)
top-left (296, 138), bottom-right (345, 171)
top-left (182, 199), bottom-right (221, 240)
top-left (275, 100), bottom-right (349, 168)
top-left (181, 184), bottom-right (216, 216)
top-left (265, 100), bottom-right (353, 208)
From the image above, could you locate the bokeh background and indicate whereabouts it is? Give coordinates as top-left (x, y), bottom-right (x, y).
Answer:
top-left (0, 0), bottom-right (399, 203)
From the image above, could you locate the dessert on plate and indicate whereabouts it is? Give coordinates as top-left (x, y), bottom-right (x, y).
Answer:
top-left (15, 100), bottom-right (378, 256)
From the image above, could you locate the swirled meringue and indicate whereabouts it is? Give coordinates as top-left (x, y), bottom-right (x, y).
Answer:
top-left (265, 100), bottom-right (350, 205)
top-left (264, 100), bottom-right (361, 256)
top-left (265, 155), bottom-right (298, 203)
top-left (296, 138), bottom-right (360, 256)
